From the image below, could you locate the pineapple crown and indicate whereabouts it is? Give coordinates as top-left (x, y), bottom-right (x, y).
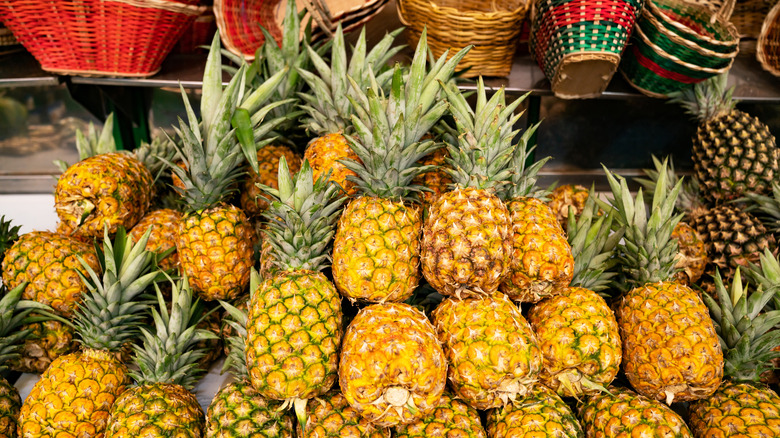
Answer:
top-left (668, 73), bottom-right (736, 122)
top-left (296, 24), bottom-right (403, 136)
top-left (742, 181), bottom-right (780, 234)
top-left (54, 113), bottom-right (119, 172)
top-left (568, 187), bottom-right (624, 292)
top-left (439, 79), bottom-right (526, 192)
top-left (133, 132), bottom-right (179, 180)
top-left (130, 277), bottom-right (217, 389)
top-left (218, 271), bottom-right (257, 380)
top-left (745, 248), bottom-right (780, 306)
top-left (340, 29), bottom-right (471, 200)
top-left (259, 157), bottom-right (345, 272)
top-left (635, 155), bottom-right (705, 218)
top-left (75, 226), bottom-right (160, 352)
top-left (703, 269), bottom-right (780, 382)
top-left (0, 215), bottom-right (20, 262)
top-left (600, 161), bottom-right (685, 291)
top-left (166, 33), bottom-right (293, 211)
top-left (500, 121), bottom-right (551, 201)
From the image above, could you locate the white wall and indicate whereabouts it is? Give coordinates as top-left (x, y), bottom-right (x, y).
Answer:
top-left (0, 194), bottom-right (58, 233)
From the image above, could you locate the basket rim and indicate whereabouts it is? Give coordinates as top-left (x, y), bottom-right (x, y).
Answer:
top-left (634, 21), bottom-right (738, 73)
top-left (646, 0), bottom-right (740, 47)
top-left (641, 9), bottom-right (740, 57)
top-left (397, 0), bottom-right (527, 21)
top-left (619, 66), bottom-right (675, 97)
top-left (112, 0), bottom-right (206, 15)
top-left (757, 0), bottom-right (780, 76)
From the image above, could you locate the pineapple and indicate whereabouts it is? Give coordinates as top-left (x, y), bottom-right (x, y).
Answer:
top-left (331, 30), bottom-right (468, 304)
top-left (579, 386), bottom-right (693, 437)
top-left (240, 145), bottom-right (302, 217)
top-left (105, 279), bottom-right (216, 437)
top-left (18, 227), bottom-right (159, 437)
top-left (206, 280), bottom-right (295, 438)
top-left (9, 319), bottom-right (75, 374)
top-left (669, 73), bottom-right (779, 203)
top-left (339, 302), bottom-right (447, 427)
top-left (743, 181), bottom-right (780, 236)
top-left (431, 293), bottom-right (542, 409)
top-left (395, 392), bottom-right (486, 438)
top-left (420, 79), bottom-right (521, 298)
top-left (167, 34), bottom-right (289, 301)
top-left (548, 184), bottom-right (590, 230)
top-left (527, 188), bottom-right (623, 398)
top-left (602, 163), bottom-right (724, 404)
top-left (245, 158), bottom-right (345, 421)
top-left (411, 145), bottom-right (453, 211)
top-left (499, 128), bottom-right (574, 303)
top-left (128, 208), bottom-right (182, 273)
top-left (688, 269), bottom-right (780, 437)
top-left (671, 221), bottom-right (707, 286)
top-left (299, 390), bottom-right (390, 438)
top-left (486, 384), bottom-right (583, 438)
top-left (296, 25), bottom-right (402, 195)
top-left (0, 215), bottom-right (20, 262)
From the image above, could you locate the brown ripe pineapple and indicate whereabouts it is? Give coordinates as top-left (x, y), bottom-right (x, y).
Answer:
top-left (240, 145), bottom-right (302, 217)
top-left (603, 163), bottom-right (723, 404)
top-left (128, 208), bottom-right (182, 273)
top-left (672, 221), bottom-right (706, 286)
top-left (10, 319), bottom-right (76, 374)
top-left (548, 184), bottom-right (590, 230)
top-left (395, 392), bottom-right (486, 438)
top-left (299, 390), bottom-right (390, 438)
top-left (487, 384), bottom-right (583, 438)
top-left (411, 146), bottom-right (453, 210)
top-left (431, 293), bottom-right (542, 409)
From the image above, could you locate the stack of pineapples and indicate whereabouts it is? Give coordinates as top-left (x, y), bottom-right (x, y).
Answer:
top-left (2, 0), bottom-right (780, 436)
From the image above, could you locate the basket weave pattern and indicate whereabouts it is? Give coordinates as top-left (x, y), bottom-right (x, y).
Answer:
top-left (0, 0), bottom-right (202, 77)
top-left (397, 0), bottom-right (529, 77)
top-left (214, 0), bottom-right (284, 59)
top-left (758, 0), bottom-right (780, 75)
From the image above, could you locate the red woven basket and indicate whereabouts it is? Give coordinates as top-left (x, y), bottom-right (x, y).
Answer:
top-left (214, 0), bottom-right (285, 59)
top-left (0, 0), bottom-right (204, 77)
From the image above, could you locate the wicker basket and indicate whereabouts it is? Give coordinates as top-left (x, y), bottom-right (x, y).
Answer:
top-left (758, 0), bottom-right (780, 75)
top-left (0, 0), bottom-right (203, 77)
top-left (397, 0), bottom-right (530, 78)
top-left (214, 0), bottom-right (285, 59)
top-left (174, 5), bottom-right (217, 53)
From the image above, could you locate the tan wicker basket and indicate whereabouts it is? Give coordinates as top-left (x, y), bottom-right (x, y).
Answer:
top-left (396, 0), bottom-right (530, 77)
top-left (758, 0), bottom-right (780, 75)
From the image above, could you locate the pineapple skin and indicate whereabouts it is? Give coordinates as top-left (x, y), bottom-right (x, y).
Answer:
top-left (240, 146), bottom-right (302, 217)
top-left (501, 197), bottom-right (574, 303)
top-left (579, 386), bottom-right (693, 437)
top-left (18, 348), bottom-right (130, 437)
top-left (431, 294), bottom-right (542, 410)
top-left (55, 152), bottom-right (153, 238)
top-left (487, 384), bottom-right (582, 438)
top-left (411, 147), bottom-right (452, 210)
top-left (672, 222), bottom-right (707, 286)
top-left (128, 208), bottom-right (182, 273)
top-left (105, 383), bottom-right (204, 438)
top-left (395, 392), bottom-right (486, 438)
top-left (421, 187), bottom-right (512, 298)
top-left (547, 184), bottom-right (590, 230)
top-left (177, 205), bottom-right (256, 301)
top-left (206, 380), bottom-right (294, 438)
top-left (10, 320), bottom-right (76, 374)
top-left (688, 382), bottom-right (780, 437)
top-left (528, 286), bottom-right (622, 398)
top-left (245, 270), bottom-right (342, 401)
top-left (0, 375), bottom-right (20, 438)
top-left (299, 390), bottom-right (390, 438)
top-left (617, 281), bottom-right (724, 403)
top-left (332, 197), bottom-right (422, 303)
top-left (304, 133), bottom-right (360, 196)
top-left (339, 303), bottom-right (447, 427)
top-left (2, 231), bottom-right (100, 319)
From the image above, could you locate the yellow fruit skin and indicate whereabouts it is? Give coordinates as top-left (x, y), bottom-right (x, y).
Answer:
top-left (528, 287), bottom-right (622, 397)
top-left (19, 348), bottom-right (130, 438)
top-left (241, 146), bottom-right (302, 217)
top-left (300, 391), bottom-right (390, 438)
top-left (688, 382), bottom-right (780, 438)
top-left (421, 187), bottom-right (512, 298)
top-left (501, 197), bottom-right (574, 303)
top-left (0, 375), bottom-right (20, 438)
top-left (671, 222), bottom-right (706, 286)
top-left (55, 152), bottom-right (153, 238)
top-left (105, 383), bottom-right (204, 438)
top-left (2, 231), bottom-right (100, 319)
top-left (396, 392), bottom-right (485, 438)
top-left (411, 147), bottom-right (452, 210)
top-left (487, 385), bottom-right (582, 438)
top-left (617, 281), bottom-right (724, 403)
top-left (245, 270), bottom-right (342, 401)
top-left (304, 133), bottom-right (360, 196)
top-left (177, 205), bottom-right (256, 301)
top-left (431, 294), bottom-right (542, 410)
top-left (579, 387), bottom-right (693, 437)
top-left (332, 197), bottom-right (421, 303)
top-left (128, 208), bottom-right (182, 273)
top-left (547, 184), bottom-right (590, 229)
top-left (10, 320), bottom-right (77, 374)
top-left (339, 303), bottom-right (446, 427)
top-left (206, 380), bottom-right (294, 438)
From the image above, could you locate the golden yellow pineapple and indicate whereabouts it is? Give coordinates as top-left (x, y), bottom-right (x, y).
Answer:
top-left (689, 382), bottom-right (780, 437)
top-left (603, 163), bottom-right (723, 404)
top-left (431, 293), bottom-right (542, 409)
top-left (304, 133), bottom-right (360, 196)
top-left (339, 302), bottom-right (447, 427)
top-left (411, 146), bottom-right (453, 209)
top-left (128, 208), bottom-right (182, 273)
top-left (10, 319), bottom-right (76, 374)
top-left (486, 384), bottom-right (583, 438)
top-left (395, 392), bottom-right (486, 438)
top-left (547, 184), bottom-right (590, 229)
top-left (18, 227), bottom-right (159, 437)
top-left (241, 145), bottom-right (302, 217)
top-left (299, 390), bottom-right (390, 438)
top-left (2, 230), bottom-right (100, 319)
top-left (422, 79), bottom-right (522, 298)
top-left (579, 386), bottom-right (693, 437)
top-left (331, 32), bottom-right (467, 304)
top-left (672, 221), bottom-right (706, 286)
